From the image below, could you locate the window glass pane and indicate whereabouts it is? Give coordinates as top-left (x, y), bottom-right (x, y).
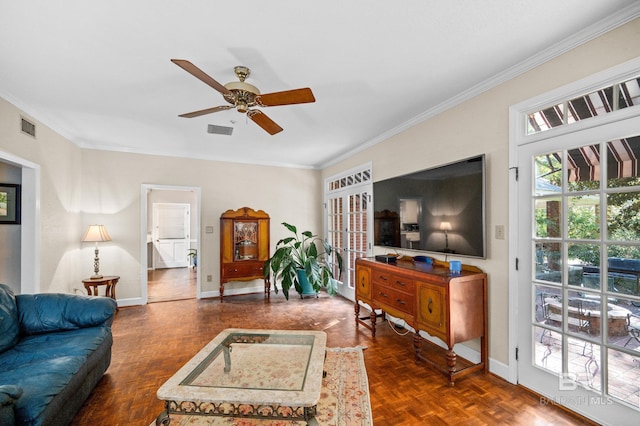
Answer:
top-left (534, 284), bottom-right (563, 375)
top-left (567, 289), bottom-right (600, 339)
top-left (606, 297), bottom-right (639, 349)
top-left (535, 241), bottom-right (562, 284)
top-left (567, 195), bottom-right (600, 240)
top-left (534, 326), bottom-right (562, 375)
top-left (567, 144), bottom-right (601, 191)
top-left (605, 253), bottom-right (640, 297)
top-left (607, 136), bottom-right (640, 189)
top-left (535, 153), bottom-right (562, 195)
top-left (567, 336), bottom-right (601, 391)
top-left (526, 76), bottom-right (640, 135)
top-left (607, 348), bottom-right (640, 407)
top-left (535, 198), bottom-right (562, 238)
top-left (621, 77), bottom-right (640, 107)
top-left (569, 244), bottom-right (602, 291)
top-left (606, 192), bottom-right (640, 242)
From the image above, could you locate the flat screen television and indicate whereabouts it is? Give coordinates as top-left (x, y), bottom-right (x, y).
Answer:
top-left (373, 155), bottom-right (486, 259)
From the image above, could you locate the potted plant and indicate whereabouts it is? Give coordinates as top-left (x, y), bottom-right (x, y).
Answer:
top-left (187, 248), bottom-right (197, 269)
top-left (264, 222), bottom-right (343, 299)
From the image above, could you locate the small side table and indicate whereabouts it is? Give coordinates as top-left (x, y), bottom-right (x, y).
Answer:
top-left (82, 276), bottom-right (120, 307)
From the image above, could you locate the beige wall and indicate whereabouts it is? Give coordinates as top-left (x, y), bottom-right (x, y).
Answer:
top-left (0, 98), bottom-right (83, 293)
top-left (0, 98), bottom-right (321, 300)
top-left (79, 150), bottom-right (321, 300)
top-left (322, 19), bottom-right (640, 366)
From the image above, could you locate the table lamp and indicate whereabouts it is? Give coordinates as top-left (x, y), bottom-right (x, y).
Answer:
top-left (82, 225), bottom-right (111, 279)
top-left (440, 221), bottom-right (452, 251)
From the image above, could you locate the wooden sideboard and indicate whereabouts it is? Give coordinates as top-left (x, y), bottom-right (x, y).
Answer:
top-left (355, 257), bottom-right (488, 384)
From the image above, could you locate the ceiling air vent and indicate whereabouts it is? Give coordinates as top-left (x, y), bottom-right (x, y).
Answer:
top-left (21, 117), bottom-right (36, 138)
top-left (207, 124), bottom-right (233, 136)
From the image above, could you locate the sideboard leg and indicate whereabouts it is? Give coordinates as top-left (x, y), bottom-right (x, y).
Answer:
top-left (369, 310), bottom-right (377, 337)
top-left (413, 332), bottom-right (422, 363)
top-left (446, 349), bottom-right (457, 386)
top-left (354, 302), bottom-right (360, 327)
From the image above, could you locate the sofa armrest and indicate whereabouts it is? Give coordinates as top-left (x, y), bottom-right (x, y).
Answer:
top-left (15, 293), bottom-right (117, 335)
top-left (0, 385), bottom-right (22, 426)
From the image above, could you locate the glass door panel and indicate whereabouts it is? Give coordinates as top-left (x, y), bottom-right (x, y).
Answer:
top-left (521, 130), bottom-right (640, 418)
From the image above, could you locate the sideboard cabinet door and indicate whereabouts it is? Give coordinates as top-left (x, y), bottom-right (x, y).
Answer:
top-left (417, 282), bottom-right (447, 341)
top-left (356, 264), bottom-right (372, 301)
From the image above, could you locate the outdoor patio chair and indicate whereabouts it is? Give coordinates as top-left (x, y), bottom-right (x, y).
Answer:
top-left (624, 313), bottom-right (640, 348)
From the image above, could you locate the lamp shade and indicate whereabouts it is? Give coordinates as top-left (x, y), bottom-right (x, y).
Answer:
top-left (82, 225), bottom-right (112, 242)
top-left (440, 222), bottom-right (452, 231)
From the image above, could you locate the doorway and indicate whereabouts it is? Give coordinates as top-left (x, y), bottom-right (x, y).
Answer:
top-left (0, 151), bottom-right (39, 295)
top-left (509, 60), bottom-right (640, 424)
top-left (141, 185), bottom-right (200, 304)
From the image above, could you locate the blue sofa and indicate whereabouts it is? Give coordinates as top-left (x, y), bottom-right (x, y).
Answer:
top-left (0, 283), bottom-right (117, 425)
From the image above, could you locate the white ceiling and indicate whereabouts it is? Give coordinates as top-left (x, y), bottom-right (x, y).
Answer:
top-left (1, 1), bottom-right (638, 169)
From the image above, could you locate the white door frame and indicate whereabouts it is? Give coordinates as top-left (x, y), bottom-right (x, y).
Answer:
top-left (140, 184), bottom-right (201, 304)
top-left (0, 150), bottom-right (40, 294)
top-left (508, 58), bottom-right (640, 424)
top-left (324, 163), bottom-right (373, 301)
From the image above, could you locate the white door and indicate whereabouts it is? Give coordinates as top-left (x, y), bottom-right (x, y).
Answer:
top-left (515, 116), bottom-right (640, 424)
top-left (325, 166), bottom-right (372, 301)
top-left (153, 203), bottom-right (190, 269)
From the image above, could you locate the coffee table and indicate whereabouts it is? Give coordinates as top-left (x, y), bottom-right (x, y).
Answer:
top-left (156, 328), bottom-right (327, 425)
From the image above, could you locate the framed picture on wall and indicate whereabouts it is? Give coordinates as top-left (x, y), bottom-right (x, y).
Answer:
top-left (0, 183), bottom-right (21, 224)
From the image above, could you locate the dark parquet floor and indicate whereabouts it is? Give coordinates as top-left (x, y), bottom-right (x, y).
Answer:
top-left (71, 271), bottom-right (595, 426)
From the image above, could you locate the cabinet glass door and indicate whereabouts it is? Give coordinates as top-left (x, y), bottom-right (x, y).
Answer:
top-left (234, 221), bottom-right (258, 261)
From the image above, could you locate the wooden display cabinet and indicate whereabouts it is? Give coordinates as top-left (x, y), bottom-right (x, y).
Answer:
top-left (355, 257), bottom-right (487, 385)
top-left (220, 207), bottom-right (270, 302)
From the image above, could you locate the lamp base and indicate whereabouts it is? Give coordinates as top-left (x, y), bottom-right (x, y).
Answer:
top-left (90, 274), bottom-right (104, 280)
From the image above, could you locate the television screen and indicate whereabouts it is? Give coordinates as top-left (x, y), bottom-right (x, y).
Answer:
top-left (373, 155), bottom-right (486, 258)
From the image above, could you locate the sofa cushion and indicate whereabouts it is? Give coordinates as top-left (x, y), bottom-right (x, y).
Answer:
top-left (0, 284), bottom-right (20, 354)
top-left (0, 327), bottom-right (111, 371)
top-left (0, 355), bottom-right (87, 425)
top-left (16, 293), bottom-right (117, 335)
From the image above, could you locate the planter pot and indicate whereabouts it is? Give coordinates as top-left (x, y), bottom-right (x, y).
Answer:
top-left (297, 269), bottom-right (318, 298)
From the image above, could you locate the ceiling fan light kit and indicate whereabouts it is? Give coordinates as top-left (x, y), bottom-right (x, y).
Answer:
top-left (172, 59), bottom-right (315, 135)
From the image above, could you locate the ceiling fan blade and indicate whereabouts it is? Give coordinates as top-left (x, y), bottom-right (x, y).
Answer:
top-left (179, 105), bottom-right (233, 118)
top-left (171, 59), bottom-right (233, 96)
top-left (247, 110), bottom-right (283, 135)
top-left (256, 88), bottom-right (315, 107)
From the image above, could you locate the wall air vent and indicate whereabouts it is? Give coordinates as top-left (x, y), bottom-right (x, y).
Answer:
top-left (21, 117), bottom-right (36, 138)
top-left (207, 124), bottom-right (234, 136)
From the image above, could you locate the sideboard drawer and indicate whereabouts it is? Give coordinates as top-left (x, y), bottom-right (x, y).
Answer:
top-left (372, 272), bottom-right (415, 294)
top-left (373, 285), bottom-right (414, 315)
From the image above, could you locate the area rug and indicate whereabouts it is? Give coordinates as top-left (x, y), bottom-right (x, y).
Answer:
top-left (152, 346), bottom-right (372, 426)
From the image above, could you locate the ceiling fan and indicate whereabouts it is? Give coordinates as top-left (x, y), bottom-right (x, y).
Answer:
top-left (171, 59), bottom-right (315, 135)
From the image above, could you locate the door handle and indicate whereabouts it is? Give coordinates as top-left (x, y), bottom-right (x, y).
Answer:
top-left (428, 297), bottom-right (433, 314)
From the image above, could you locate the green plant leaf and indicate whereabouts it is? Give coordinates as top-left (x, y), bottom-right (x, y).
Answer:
top-left (282, 222), bottom-right (297, 234)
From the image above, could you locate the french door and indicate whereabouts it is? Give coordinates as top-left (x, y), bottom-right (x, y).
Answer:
top-left (515, 116), bottom-right (640, 424)
top-left (325, 166), bottom-right (372, 301)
